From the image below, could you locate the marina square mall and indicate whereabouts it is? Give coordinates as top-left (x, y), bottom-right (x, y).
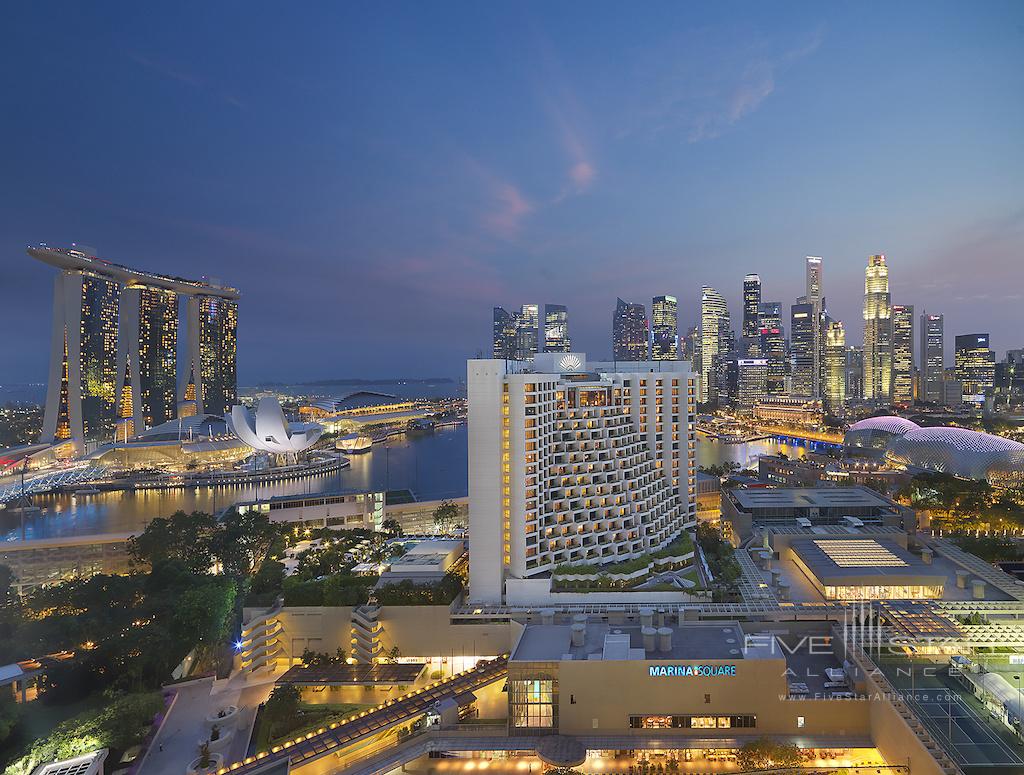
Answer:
top-left (13, 354), bottom-right (1024, 775)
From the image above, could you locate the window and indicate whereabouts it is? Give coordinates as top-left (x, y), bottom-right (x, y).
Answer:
top-left (797, 716), bottom-right (805, 728)
top-left (629, 715), bottom-right (755, 729)
top-left (510, 679), bottom-right (555, 728)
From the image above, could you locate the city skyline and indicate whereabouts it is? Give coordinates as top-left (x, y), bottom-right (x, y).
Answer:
top-left (1, 3), bottom-right (1022, 384)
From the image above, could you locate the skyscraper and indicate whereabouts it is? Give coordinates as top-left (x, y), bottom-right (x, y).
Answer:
top-left (805, 256), bottom-right (824, 396)
top-left (742, 274), bottom-right (761, 354)
top-left (185, 294), bottom-right (238, 417)
top-left (823, 320), bottom-right (846, 416)
top-left (516, 304), bottom-right (540, 361)
top-left (891, 305), bottom-right (914, 405)
top-left (612, 298), bottom-right (648, 362)
top-left (32, 245), bottom-right (239, 452)
top-left (542, 304), bottom-right (570, 353)
top-left (467, 352), bottom-right (695, 603)
top-left (651, 295), bottom-right (678, 360)
top-left (955, 333), bottom-right (996, 409)
top-left (790, 302), bottom-right (816, 397)
top-left (920, 311), bottom-right (944, 403)
top-left (863, 254), bottom-right (892, 401)
top-left (737, 358), bottom-right (768, 408)
top-left (757, 301), bottom-right (786, 395)
top-left (699, 287), bottom-right (730, 403)
top-left (492, 306), bottom-right (517, 359)
top-left (846, 346), bottom-right (864, 400)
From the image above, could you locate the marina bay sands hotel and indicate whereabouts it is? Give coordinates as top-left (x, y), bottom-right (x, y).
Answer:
top-left (28, 245), bottom-right (239, 453)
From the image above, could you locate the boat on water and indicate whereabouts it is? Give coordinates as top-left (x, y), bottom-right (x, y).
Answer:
top-left (336, 433), bottom-right (373, 454)
top-left (73, 486), bottom-right (102, 495)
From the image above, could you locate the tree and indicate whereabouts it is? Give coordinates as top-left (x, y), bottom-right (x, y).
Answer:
top-left (385, 645), bottom-right (402, 664)
top-left (212, 508), bottom-right (279, 578)
top-left (263, 685), bottom-right (301, 728)
top-left (0, 693), bottom-right (19, 743)
top-left (736, 736), bottom-right (803, 771)
top-left (432, 500), bottom-right (460, 533)
top-left (128, 511), bottom-right (218, 573)
top-left (381, 518), bottom-right (403, 537)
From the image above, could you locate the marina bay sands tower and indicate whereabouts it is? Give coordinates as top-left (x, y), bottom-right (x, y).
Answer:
top-left (29, 245), bottom-right (239, 453)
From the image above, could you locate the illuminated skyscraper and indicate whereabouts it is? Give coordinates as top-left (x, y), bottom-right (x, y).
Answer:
top-left (492, 307), bottom-right (517, 359)
top-left (790, 302), bottom-right (816, 397)
top-left (737, 358), bottom-right (768, 408)
top-left (823, 320), bottom-right (846, 416)
top-left (846, 346), bottom-right (864, 400)
top-left (185, 295), bottom-right (238, 417)
top-left (651, 295), bottom-right (678, 360)
top-left (115, 355), bottom-right (135, 442)
top-left (955, 333), bottom-right (996, 409)
top-left (742, 274), bottom-right (761, 353)
top-left (699, 287), bottom-right (730, 403)
top-left (891, 304), bottom-right (914, 405)
top-left (543, 304), bottom-right (571, 353)
top-left (517, 304), bottom-right (540, 361)
top-left (862, 254), bottom-right (892, 401)
top-left (30, 245), bottom-right (239, 451)
top-left (920, 311), bottom-right (944, 403)
top-left (757, 301), bottom-right (786, 394)
top-left (805, 256), bottom-right (824, 396)
top-left (612, 298), bottom-right (649, 361)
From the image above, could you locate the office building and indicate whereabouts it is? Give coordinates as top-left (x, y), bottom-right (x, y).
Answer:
top-left (846, 346), bottom-right (864, 401)
top-left (920, 311), bottom-right (944, 403)
top-left (467, 352), bottom-right (695, 603)
top-left (185, 294), bottom-right (238, 417)
top-left (679, 324), bottom-right (698, 363)
top-left (741, 274), bottom-right (761, 353)
top-left (651, 295), bottom-right (678, 360)
top-left (862, 254), bottom-right (892, 401)
top-left (612, 297), bottom-right (649, 361)
top-left (737, 358), bottom-right (768, 408)
top-left (823, 320), bottom-right (846, 416)
top-left (492, 306), bottom-right (518, 359)
top-left (790, 302), bottom-right (815, 397)
top-left (757, 301), bottom-right (786, 394)
top-left (517, 304), bottom-right (540, 360)
top-left (994, 350), bottom-right (1024, 410)
top-left (805, 256), bottom-right (824, 396)
top-left (699, 286), bottom-right (730, 403)
top-left (891, 304), bottom-right (914, 405)
top-left (955, 334), bottom-right (996, 409)
top-left (31, 245), bottom-right (239, 452)
top-left (543, 304), bottom-right (571, 353)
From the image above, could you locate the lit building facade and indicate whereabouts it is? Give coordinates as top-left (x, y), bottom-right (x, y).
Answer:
top-left (613, 298), bottom-right (649, 362)
top-left (805, 256), bottom-right (824, 396)
top-left (699, 287), bottom-right (729, 403)
top-left (955, 333), bottom-right (996, 409)
top-left (31, 245), bottom-right (240, 452)
top-left (518, 304), bottom-right (540, 360)
top-left (467, 352), bottom-right (696, 603)
top-left (790, 302), bottom-right (815, 397)
top-left (891, 304), bottom-right (914, 405)
top-left (846, 346), bottom-right (864, 401)
top-left (184, 294), bottom-right (238, 417)
top-left (543, 304), bottom-right (571, 353)
top-left (741, 274), bottom-right (761, 353)
top-left (757, 301), bottom-right (786, 394)
top-left (651, 295), bottom-right (678, 361)
top-left (492, 306), bottom-right (517, 359)
top-left (737, 358), bottom-right (768, 408)
top-left (919, 311), bottom-right (944, 403)
top-left (823, 320), bottom-right (846, 416)
top-left (862, 254), bottom-right (892, 402)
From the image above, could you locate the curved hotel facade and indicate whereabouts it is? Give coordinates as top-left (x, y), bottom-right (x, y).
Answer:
top-left (29, 245), bottom-right (239, 452)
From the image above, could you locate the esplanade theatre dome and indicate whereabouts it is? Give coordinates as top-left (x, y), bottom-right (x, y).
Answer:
top-left (844, 416), bottom-right (1024, 486)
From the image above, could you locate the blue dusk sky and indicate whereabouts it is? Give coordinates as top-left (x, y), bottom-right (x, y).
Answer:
top-left (1, 1), bottom-right (1022, 383)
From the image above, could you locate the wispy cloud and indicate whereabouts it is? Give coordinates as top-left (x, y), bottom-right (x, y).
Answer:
top-left (622, 25), bottom-right (825, 143)
top-left (128, 51), bottom-right (246, 110)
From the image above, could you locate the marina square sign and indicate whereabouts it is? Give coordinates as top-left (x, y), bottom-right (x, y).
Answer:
top-left (649, 664), bottom-right (737, 678)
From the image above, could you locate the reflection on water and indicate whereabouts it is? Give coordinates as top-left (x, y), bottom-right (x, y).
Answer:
top-left (2, 425), bottom-right (468, 541)
top-left (2, 425), bottom-right (829, 541)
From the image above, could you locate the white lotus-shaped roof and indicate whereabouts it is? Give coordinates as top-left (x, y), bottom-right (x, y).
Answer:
top-left (227, 397), bottom-right (323, 454)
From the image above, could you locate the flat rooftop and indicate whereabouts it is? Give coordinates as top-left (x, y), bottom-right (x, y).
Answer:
top-left (791, 538), bottom-right (946, 585)
top-left (512, 622), bottom-right (750, 662)
top-left (729, 486), bottom-right (894, 511)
